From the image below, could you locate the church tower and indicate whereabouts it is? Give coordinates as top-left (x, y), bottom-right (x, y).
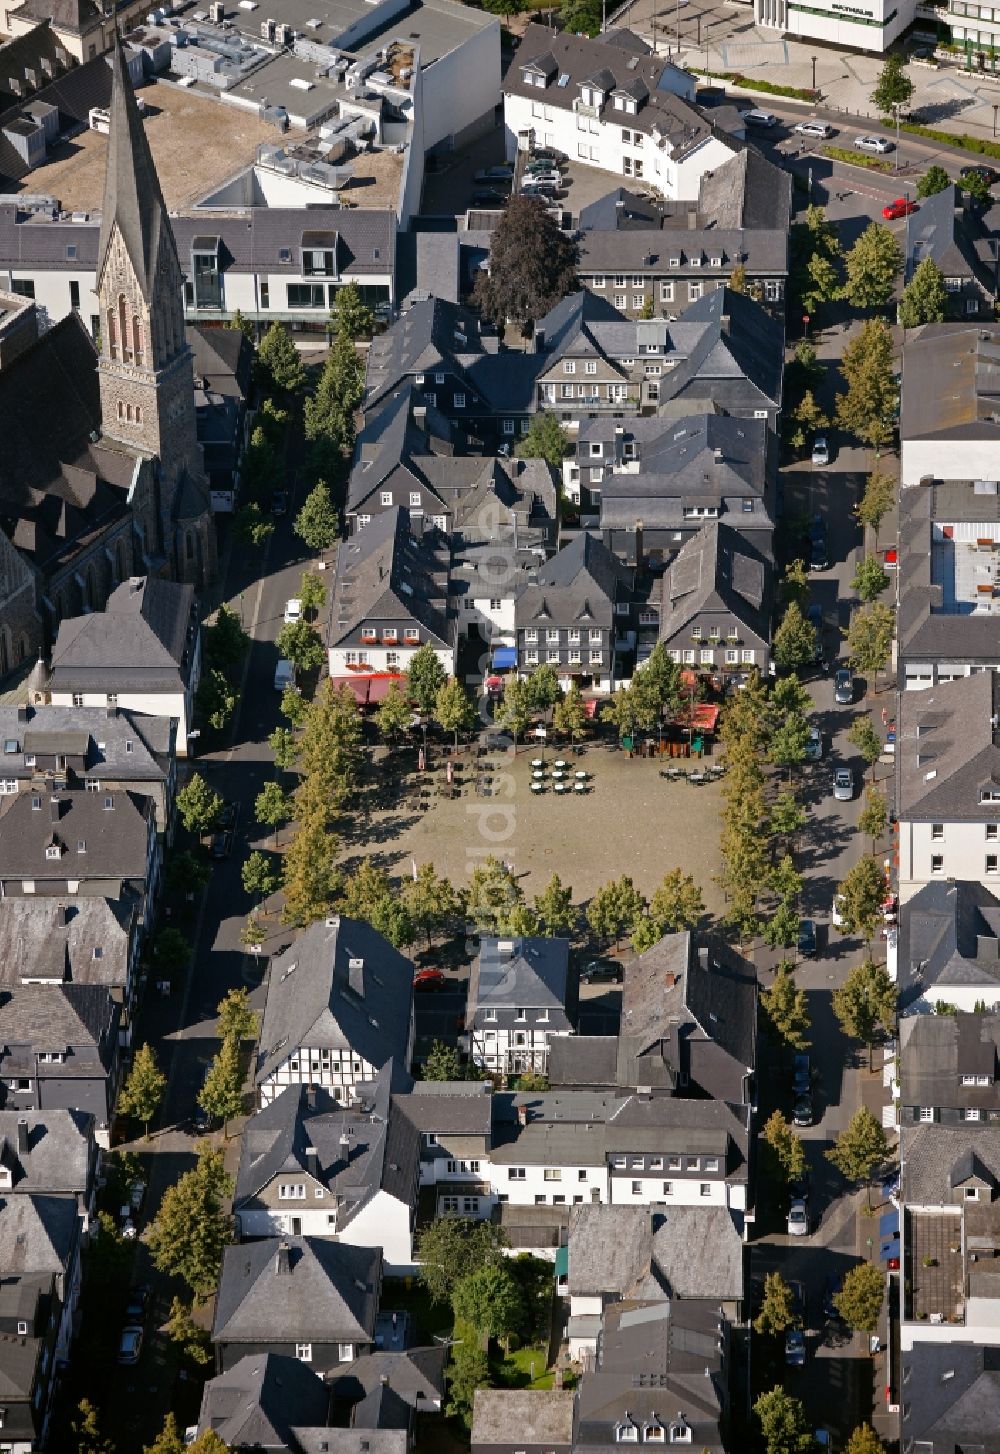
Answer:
top-left (96, 36), bottom-right (216, 585)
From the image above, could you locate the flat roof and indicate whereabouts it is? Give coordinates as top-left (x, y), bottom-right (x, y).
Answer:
top-left (362, 0), bottom-right (497, 64)
top-left (22, 77), bottom-right (275, 212)
top-left (226, 51), bottom-right (346, 121)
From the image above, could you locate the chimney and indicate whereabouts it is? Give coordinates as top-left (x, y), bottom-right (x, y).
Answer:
top-left (106, 705), bottom-right (117, 720)
top-left (305, 1083), bottom-right (317, 1110)
top-left (349, 957), bottom-right (365, 997)
top-left (306, 1144), bottom-right (320, 1179)
top-left (978, 935), bottom-right (1000, 962)
top-left (687, 208), bottom-right (698, 230)
top-left (16, 1118), bottom-right (28, 1156)
top-left (338, 1131), bottom-right (352, 1168)
top-left (713, 447), bottom-right (723, 463)
top-left (720, 313), bottom-right (731, 332)
top-left (380, 1373), bottom-right (390, 1386)
top-left (413, 405), bottom-right (427, 424)
top-left (15, 706), bottom-right (28, 724)
top-left (275, 1241), bottom-right (292, 1275)
top-left (49, 797), bottom-right (61, 823)
top-left (517, 1103), bottom-right (529, 1126)
top-left (698, 946), bottom-right (709, 970)
top-left (635, 519), bottom-right (644, 571)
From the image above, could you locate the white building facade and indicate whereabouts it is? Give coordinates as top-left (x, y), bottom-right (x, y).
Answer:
top-left (754, 0), bottom-right (915, 52)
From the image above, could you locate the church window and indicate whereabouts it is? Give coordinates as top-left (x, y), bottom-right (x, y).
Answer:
top-left (135, 406), bottom-right (142, 424)
top-left (119, 295), bottom-right (132, 363)
top-left (107, 308), bottom-right (118, 361)
top-left (133, 316), bottom-right (144, 367)
top-left (117, 401), bottom-right (124, 420)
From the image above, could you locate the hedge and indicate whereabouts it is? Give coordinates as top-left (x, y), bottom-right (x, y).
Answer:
top-left (881, 117), bottom-right (1000, 160)
top-left (821, 145), bottom-right (894, 172)
top-left (699, 69), bottom-right (819, 101)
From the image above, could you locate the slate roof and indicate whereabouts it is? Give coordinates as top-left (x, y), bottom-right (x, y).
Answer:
top-left (547, 1035), bottom-right (618, 1088)
top-left (0, 789), bottom-right (151, 883)
top-left (577, 224), bottom-right (786, 277)
top-left (900, 1012), bottom-right (1000, 1111)
top-left (0, 895), bottom-right (137, 992)
top-left (901, 1343), bottom-right (1000, 1454)
top-left (0, 1309), bottom-right (43, 1400)
top-left (12, 0), bottom-right (102, 35)
top-left (327, 507), bottom-right (454, 652)
top-left (515, 532), bottom-right (631, 631)
top-left (0, 1192), bottom-right (79, 1275)
top-left (906, 184), bottom-right (993, 291)
top-left (187, 324), bottom-right (254, 401)
top-left (900, 322), bottom-right (1000, 442)
top-left (395, 1079), bottom-right (494, 1136)
top-left (0, 49), bottom-right (115, 187)
top-left (467, 935), bottom-right (571, 1027)
top-left (213, 1237), bottom-right (381, 1347)
top-left (49, 576), bottom-right (196, 693)
top-left (234, 1066), bottom-right (419, 1225)
top-left (0, 1109), bottom-right (92, 1195)
top-left (329, 1347), bottom-right (447, 1410)
top-left (472, 1388), bottom-right (575, 1448)
top-left (96, 33), bottom-right (175, 303)
top-left (657, 520), bottom-right (771, 648)
top-left (657, 286), bottom-right (784, 412)
top-left (566, 1203), bottom-right (744, 1302)
top-left (0, 21), bottom-right (75, 113)
top-left (172, 208), bottom-right (395, 279)
top-left (901, 1123), bottom-right (1000, 1204)
top-left (697, 146), bottom-right (792, 233)
top-left (0, 703), bottom-right (171, 783)
top-left (197, 1352), bottom-right (330, 1448)
top-left (897, 673), bottom-right (1000, 822)
top-left (897, 880), bottom-right (1000, 1010)
top-left (0, 983), bottom-right (117, 1072)
top-left (364, 296), bottom-right (492, 412)
top-left (256, 916), bottom-right (414, 1087)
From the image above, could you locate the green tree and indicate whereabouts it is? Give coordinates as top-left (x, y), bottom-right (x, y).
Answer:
top-left (846, 602), bottom-right (895, 693)
top-left (773, 601), bottom-right (818, 674)
top-left (801, 249), bottom-right (842, 315)
top-left (89, 1209), bottom-right (133, 1279)
top-left (602, 684), bottom-right (639, 741)
top-left (281, 804), bottom-right (340, 927)
top-left (415, 1217), bottom-right (507, 1305)
top-left (166, 849), bottom-right (211, 898)
top-left (754, 1270), bottom-right (797, 1336)
top-left (276, 618), bottom-right (325, 672)
top-left (853, 554), bottom-right (890, 602)
top-left (827, 1106), bottom-right (890, 1202)
top-left (144, 1410), bottom-right (187, 1454)
top-left (304, 339), bottom-right (359, 452)
top-left (163, 1301), bottom-right (213, 1368)
top-left (761, 899), bottom-right (802, 952)
top-left (647, 868), bottom-right (705, 935)
top-left (466, 856), bottom-right (524, 935)
top-left (407, 643), bottom-right (447, 717)
top-left (435, 677), bottom-right (477, 748)
top-left (768, 790), bottom-right (808, 846)
top-left (835, 1261), bottom-right (886, 1332)
top-left (422, 1040), bottom-right (463, 1081)
top-left (916, 163), bottom-right (950, 199)
top-left (298, 570), bottom-right (327, 620)
top-left (858, 785), bottom-right (889, 847)
top-left (787, 388), bottom-right (829, 450)
top-left (294, 480), bottom-right (338, 552)
top-left (446, 1338), bottom-right (490, 1428)
top-left (845, 1425), bottom-right (886, 1454)
top-left (899, 254), bottom-right (948, 329)
top-left (842, 223), bottom-right (902, 311)
top-left (768, 708), bottom-right (812, 779)
top-left (205, 603), bottom-right (249, 673)
top-left (241, 426), bottom-right (281, 502)
top-left (760, 1109), bottom-right (807, 1185)
top-left (176, 773), bottom-right (223, 836)
top-left (781, 558), bottom-right (810, 609)
top-left (242, 850), bottom-right (280, 905)
top-left (329, 280), bottom-right (375, 340)
top-left (255, 780), bottom-right (292, 847)
top-left (234, 501), bottom-right (274, 549)
top-left (240, 913), bottom-right (267, 949)
top-left (342, 860), bottom-right (415, 948)
top-left (516, 412), bottom-right (571, 468)
top-left (269, 725), bottom-right (299, 773)
top-left (760, 962), bottom-right (810, 1052)
top-left (147, 1146), bottom-right (234, 1302)
top-left (227, 307), bottom-right (256, 345)
top-left (963, 169), bottom-right (994, 206)
top-left (553, 680), bottom-right (587, 744)
top-left (73, 1399), bottom-right (115, 1454)
top-left (833, 957), bottom-right (896, 1068)
top-left (452, 1261), bottom-right (522, 1349)
top-left (217, 986), bottom-right (258, 1043)
top-left (526, 662), bottom-right (562, 711)
top-left (559, 0), bottom-right (602, 32)
top-left (587, 875), bottom-right (646, 949)
top-left (836, 855), bottom-right (888, 942)
top-left (473, 194), bottom-right (578, 328)
top-left (870, 52), bottom-right (914, 112)
top-left (856, 467), bottom-right (895, 547)
top-left (375, 681), bottom-right (413, 745)
top-left (849, 716), bottom-right (884, 781)
top-left (836, 319), bottom-right (897, 450)
top-left (495, 675), bottom-right (534, 751)
top-left (402, 863), bottom-right (462, 948)
top-left (729, 261), bottom-right (747, 293)
top-left (153, 927), bottom-right (191, 977)
top-left (118, 1042), bottom-right (167, 1139)
top-left (196, 668), bottom-right (238, 732)
top-left (281, 683), bottom-right (307, 728)
top-left (533, 872), bottom-right (577, 938)
top-left (256, 397), bottom-right (289, 447)
top-left (754, 1387), bottom-right (815, 1454)
top-left (257, 321), bottom-right (306, 395)
top-left (198, 1032), bottom-right (244, 1136)
top-left (299, 681), bottom-right (363, 807)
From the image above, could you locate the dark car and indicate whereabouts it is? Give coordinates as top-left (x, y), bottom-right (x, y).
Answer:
top-left (808, 519), bottom-right (829, 572)
top-left (270, 489), bottom-right (288, 516)
top-left (788, 1170), bottom-right (810, 1202)
top-left (961, 163), bottom-right (1000, 186)
top-left (218, 800), bottom-right (238, 832)
top-left (472, 188), bottom-right (506, 206)
top-left (793, 1093), bottom-right (814, 1127)
top-left (798, 919), bottom-right (817, 958)
top-left (531, 148), bottom-right (565, 164)
top-left (125, 1284), bottom-right (150, 1322)
top-left (793, 1053), bottom-right (811, 1096)
top-left (822, 1273), bottom-right (842, 1320)
top-left (834, 668), bottom-right (854, 705)
top-left (191, 1104), bottom-right (211, 1135)
top-left (581, 960), bottom-right (624, 984)
top-left (209, 829), bottom-right (233, 860)
top-left (789, 1279), bottom-right (807, 1322)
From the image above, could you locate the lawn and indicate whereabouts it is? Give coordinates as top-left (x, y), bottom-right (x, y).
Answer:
top-left (494, 1343), bottom-right (553, 1388)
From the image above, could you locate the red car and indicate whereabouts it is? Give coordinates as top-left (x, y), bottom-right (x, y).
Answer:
top-left (882, 197), bottom-right (917, 220)
top-left (413, 968), bottom-right (446, 991)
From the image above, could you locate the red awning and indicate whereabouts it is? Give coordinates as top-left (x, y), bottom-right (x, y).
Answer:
top-left (584, 698), bottom-right (600, 718)
top-left (690, 703), bottom-right (720, 732)
top-left (328, 673), bottom-right (406, 706)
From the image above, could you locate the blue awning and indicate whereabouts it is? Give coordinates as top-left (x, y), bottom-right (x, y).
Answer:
top-left (879, 1209), bottom-right (899, 1238)
top-left (492, 647), bottom-right (517, 669)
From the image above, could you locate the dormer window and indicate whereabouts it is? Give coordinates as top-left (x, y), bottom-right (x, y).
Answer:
top-left (45, 844), bottom-right (61, 860)
top-left (668, 1420), bottom-right (692, 1444)
top-left (645, 1424), bottom-right (665, 1443)
top-left (616, 1421), bottom-right (639, 1443)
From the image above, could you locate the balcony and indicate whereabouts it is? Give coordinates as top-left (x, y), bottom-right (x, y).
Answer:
top-left (573, 99), bottom-right (599, 117)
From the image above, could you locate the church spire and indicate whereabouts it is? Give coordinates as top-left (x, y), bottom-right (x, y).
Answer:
top-left (96, 32), bottom-right (174, 303)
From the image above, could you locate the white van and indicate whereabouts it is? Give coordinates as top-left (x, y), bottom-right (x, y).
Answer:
top-left (274, 659), bottom-right (296, 692)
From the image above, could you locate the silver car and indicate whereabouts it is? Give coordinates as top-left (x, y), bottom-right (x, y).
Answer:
top-left (794, 120), bottom-right (832, 139)
top-left (855, 133), bottom-right (893, 154)
top-left (833, 766), bottom-right (855, 802)
top-left (787, 1198), bottom-right (810, 1236)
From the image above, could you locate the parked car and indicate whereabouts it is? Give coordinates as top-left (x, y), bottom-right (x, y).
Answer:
top-left (793, 1094), bottom-right (814, 1127)
top-left (521, 182), bottom-right (559, 199)
top-left (805, 725), bottom-right (823, 762)
top-left (218, 800), bottom-right (238, 832)
top-left (744, 108), bottom-right (778, 128)
top-left (125, 1284), bottom-right (150, 1322)
top-left (581, 960), bottom-right (624, 984)
top-left (961, 163), bottom-right (1000, 186)
top-left (793, 1053), bottom-right (811, 1095)
top-left (808, 516), bottom-right (828, 571)
top-left (815, 1430), bottom-right (833, 1452)
top-left (793, 120), bottom-right (832, 139)
top-left (474, 165), bottom-right (513, 181)
top-left (882, 197), bottom-right (918, 220)
top-left (283, 598), bottom-right (302, 624)
top-left (118, 1324), bottom-right (144, 1365)
top-left (854, 133), bottom-right (893, 153)
top-left (822, 1273), bottom-right (842, 1320)
top-left (274, 659), bottom-right (296, 693)
top-left (472, 188), bottom-right (507, 206)
top-left (530, 148), bottom-right (565, 164)
top-left (209, 829), bottom-right (233, 860)
top-left (834, 668), bottom-right (854, 704)
top-left (882, 546), bottom-right (898, 570)
top-left (787, 1198), bottom-right (810, 1237)
top-left (832, 894), bottom-right (845, 930)
top-left (523, 170), bottom-right (562, 187)
top-left (833, 766), bottom-right (855, 802)
top-left (785, 1327), bottom-right (806, 1366)
top-left (788, 1173), bottom-right (810, 1203)
top-left (789, 1279), bottom-right (807, 1322)
top-left (798, 919), bottom-right (817, 958)
top-left (413, 968), bottom-right (446, 991)
top-left (811, 434), bottom-right (830, 467)
top-left (270, 489), bottom-right (288, 516)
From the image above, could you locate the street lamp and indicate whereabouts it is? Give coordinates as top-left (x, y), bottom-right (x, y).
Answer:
top-left (893, 104), bottom-right (901, 172)
top-left (994, 102), bottom-right (998, 137)
top-left (811, 54), bottom-right (817, 93)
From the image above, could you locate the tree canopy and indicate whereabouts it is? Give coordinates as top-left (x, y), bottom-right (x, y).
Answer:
top-left (516, 412), bottom-right (571, 467)
top-left (473, 195), bottom-right (578, 329)
top-left (899, 254), bottom-right (948, 329)
top-left (147, 1147), bottom-right (234, 1301)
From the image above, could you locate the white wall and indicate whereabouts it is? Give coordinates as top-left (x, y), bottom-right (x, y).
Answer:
top-left (260, 1048), bottom-right (377, 1107)
top-left (467, 1025), bottom-right (570, 1074)
top-left (898, 820), bottom-right (1000, 901)
top-left (465, 594), bottom-right (515, 644)
top-left (240, 1194), bottom-right (413, 1272)
top-left (754, 0), bottom-right (913, 51)
top-left (609, 1171), bottom-right (740, 1209)
top-left (328, 642), bottom-right (454, 677)
top-left (901, 439), bottom-right (1000, 489)
top-left (488, 1159), bottom-right (607, 1206)
top-left (0, 269), bottom-right (99, 332)
top-left (49, 687), bottom-right (191, 754)
top-left (419, 15), bottom-right (501, 150)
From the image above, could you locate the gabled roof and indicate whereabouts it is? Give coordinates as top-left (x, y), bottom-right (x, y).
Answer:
top-left (697, 147), bottom-right (792, 233)
top-left (468, 935), bottom-right (571, 1022)
top-left (662, 286), bottom-right (783, 409)
top-left (0, 789), bottom-right (151, 883)
top-left (515, 532), bottom-right (630, 630)
top-left (0, 983), bottom-right (117, 1067)
top-left (567, 1203), bottom-right (744, 1302)
top-left (907, 184), bottom-right (988, 287)
top-left (196, 1351), bottom-right (330, 1448)
top-left (897, 673), bottom-right (1000, 821)
top-left (901, 1342), bottom-right (1000, 1453)
top-left (0, 703), bottom-right (172, 782)
top-left (327, 507), bottom-right (453, 652)
top-left (0, 896), bottom-right (137, 992)
top-left (213, 1237), bottom-right (381, 1346)
top-left (50, 576), bottom-right (196, 691)
top-left (0, 1110), bottom-right (92, 1196)
top-left (900, 322), bottom-right (1000, 441)
top-left (97, 32), bottom-right (175, 302)
top-left (329, 1347), bottom-right (447, 1410)
top-left (657, 520), bottom-right (771, 647)
top-left (621, 931), bottom-right (756, 1068)
top-left (901, 1123), bottom-right (1000, 1204)
top-left (897, 880), bottom-right (1000, 1009)
top-left (364, 296), bottom-right (489, 412)
top-left (0, 1193), bottom-right (79, 1274)
top-left (899, 1012), bottom-right (1000, 1110)
top-left (255, 916), bottom-right (414, 1087)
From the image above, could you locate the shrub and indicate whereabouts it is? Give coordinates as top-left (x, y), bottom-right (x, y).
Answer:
top-left (822, 145), bottom-right (893, 172)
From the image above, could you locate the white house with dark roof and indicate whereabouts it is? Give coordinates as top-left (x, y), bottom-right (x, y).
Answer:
top-left (255, 916), bottom-right (415, 1108)
top-left (514, 532), bottom-right (633, 692)
top-left (897, 880), bottom-right (1000, 1015)
top-left (48, 576), bottom-right (200, 754)
top-left (503, 26), bottom-right (733, 201)
top-left (653, 520), bottom-right (772, 675)
top-left (464, 935), bottom-right (573, 1076)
